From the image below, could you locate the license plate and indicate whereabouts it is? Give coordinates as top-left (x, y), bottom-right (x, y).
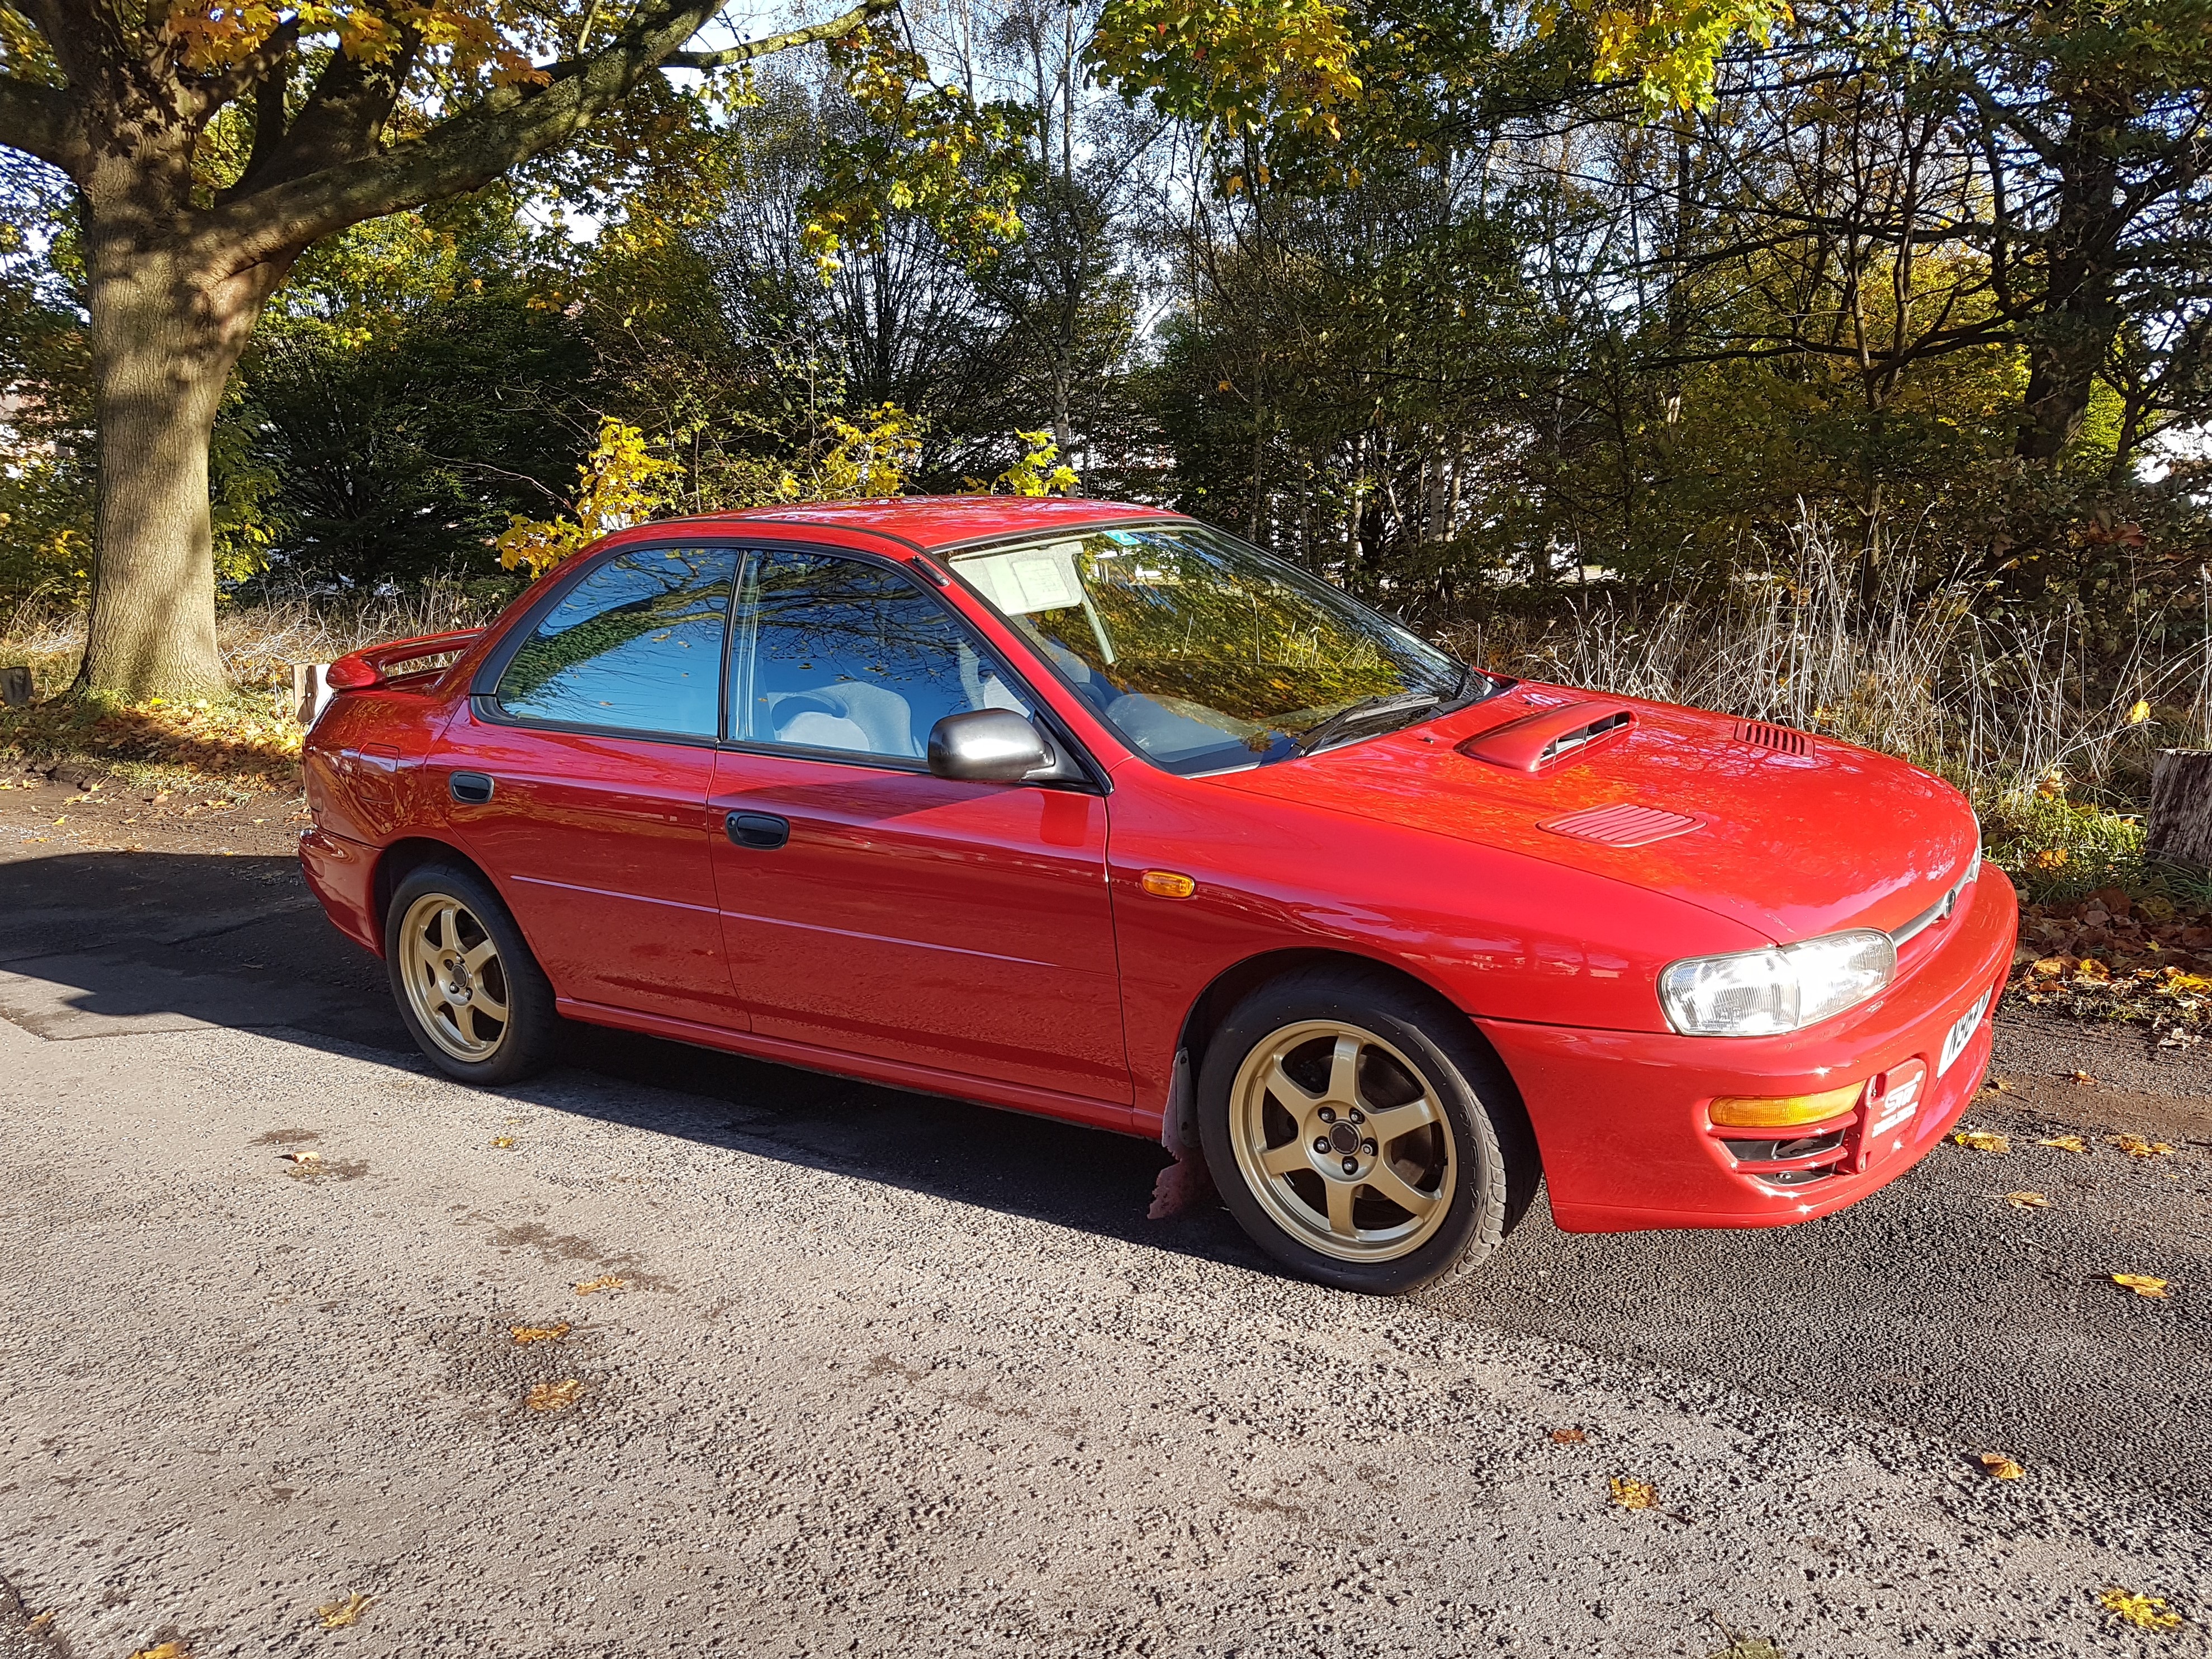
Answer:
top-left (1937, 990), bottom-right (1991, 1077)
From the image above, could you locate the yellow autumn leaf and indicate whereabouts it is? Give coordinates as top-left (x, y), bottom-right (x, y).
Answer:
top-left (2038, 1135), bottom-right (2088, 1152)
top-left (572, 1274), bottom-right (624, 1296)
top-left (489, 1135), bottom-right (516, 1149)
top-left (283, 1148), bottom-right (321, 1165)
top-left (1953, 1130), bottom-right (2010, 1152)
top-left (2100, 1587), bottom-right (2183, 1630)
top-left (527, 1377), bottom-right (584, 1411)
top-left (1608, 1476), bottom-right (1658, 1509)
top-left (2128, 699), bottom-right (2153, 725)
top-left (2112, 1274), bottom-right (2170, 1298)
top-left (130, 1644), bottom-right (190, 1659)
top-left (2067, 1070), bottom-right (2098, 1085)
top-left (1977, 1451), bottom-right (2025, 1479)
top-left (315, 1592), bottom-right (372, 1630)
top-left (2106, 1134), bottom-right (2177, 1157)
top-left (511, 1321), bottom-right (571, 1345)
top-left (2005, 1191), bottom-right (2050, 1209)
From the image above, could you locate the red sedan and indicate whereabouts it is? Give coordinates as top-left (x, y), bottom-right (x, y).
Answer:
top-left (300, 497), bottom-right (2017, 1293)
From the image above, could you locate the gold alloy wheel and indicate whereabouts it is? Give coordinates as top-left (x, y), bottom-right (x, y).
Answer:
top-left (397, 892), bottom-right (512, 1063)
top-left (1229, 1019), bottom-right (1458, 1263)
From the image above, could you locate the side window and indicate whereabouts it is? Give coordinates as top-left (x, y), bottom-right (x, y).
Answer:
top-left (732, 549), bottom-right (1032, 760)
top-left (495, 546), bottom-right (738, 738)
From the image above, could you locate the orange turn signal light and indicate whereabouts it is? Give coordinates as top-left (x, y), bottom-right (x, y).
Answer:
top-left (1141, 869), bottom-right (1197, 899)
top-left (1707, 1081), bottom-right (1863, 1129)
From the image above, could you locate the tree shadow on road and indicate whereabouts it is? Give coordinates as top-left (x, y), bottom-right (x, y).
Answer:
top-left (0, 847), bottom-right (1267, 1274)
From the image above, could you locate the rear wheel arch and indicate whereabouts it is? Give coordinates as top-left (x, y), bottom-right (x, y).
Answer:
top-left (372, 837), bottom-right (496, 935)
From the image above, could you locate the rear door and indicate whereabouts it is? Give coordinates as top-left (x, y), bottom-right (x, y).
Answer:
top-left (707, 547), bottom-right (1129, 1109)
top-left (444, 542), bottom-right (747, 1028)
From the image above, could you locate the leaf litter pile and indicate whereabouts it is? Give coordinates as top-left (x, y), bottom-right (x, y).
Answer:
top-left (2014, 888), bottom-right (2212, 1042)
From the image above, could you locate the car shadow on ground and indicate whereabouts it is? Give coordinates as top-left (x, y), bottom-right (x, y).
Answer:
top-left (0, 847), bottom-right (1269, 1274)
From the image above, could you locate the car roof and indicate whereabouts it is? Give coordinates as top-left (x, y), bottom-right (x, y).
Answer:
top-left (667, 495), bottom-right (1185, 552)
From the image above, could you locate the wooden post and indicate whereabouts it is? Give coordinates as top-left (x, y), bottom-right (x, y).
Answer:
top-left (0, 666), bottom-right (30, 707)
top-left (291, 663), bottom-right (333, 726)
top-left (2145, 749), bottom-right (2212, 870)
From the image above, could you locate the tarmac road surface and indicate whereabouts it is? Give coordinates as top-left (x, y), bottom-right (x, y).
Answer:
top-left (0, 828), bottom-right (2207, 1656)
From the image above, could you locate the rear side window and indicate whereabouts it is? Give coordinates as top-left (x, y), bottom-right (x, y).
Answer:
top-left (495, 546), bottom-right (738, 737)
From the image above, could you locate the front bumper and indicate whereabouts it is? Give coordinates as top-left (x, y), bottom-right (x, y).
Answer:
top-left (1480, 867), bottom-right (2019, 1233)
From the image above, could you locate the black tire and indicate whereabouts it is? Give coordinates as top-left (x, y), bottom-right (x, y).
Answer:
top-left (1195, 965), bottom-right (1539, 1294)
top-left (383, 861), bottom-right (559, 1086)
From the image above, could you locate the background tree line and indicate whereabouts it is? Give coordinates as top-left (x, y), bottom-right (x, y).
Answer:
top-left (3, 0), bottom-right (2208, 658)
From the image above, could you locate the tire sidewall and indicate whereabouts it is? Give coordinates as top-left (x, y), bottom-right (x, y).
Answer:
top-left (383, 863), bottom-right (553, 1086)
top-left (1197, 973), bottom-right (1508, 1294)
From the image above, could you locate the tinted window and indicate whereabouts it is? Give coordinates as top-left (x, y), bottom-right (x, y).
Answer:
top-left (495, 546), bottom-right (738, 736)
top-left (733, 550), bottom-right (1031, 760)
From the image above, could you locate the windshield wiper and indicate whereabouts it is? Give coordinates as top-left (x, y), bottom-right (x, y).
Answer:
top-left (1291, 691), bottom-right (1443, 757)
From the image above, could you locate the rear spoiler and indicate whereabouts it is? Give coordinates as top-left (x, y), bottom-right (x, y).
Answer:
top-left (324, 629), bottom-right (486, 691)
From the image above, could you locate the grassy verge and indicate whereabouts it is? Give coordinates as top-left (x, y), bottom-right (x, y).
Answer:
top-left (0, 693), bottom-right (302, 793)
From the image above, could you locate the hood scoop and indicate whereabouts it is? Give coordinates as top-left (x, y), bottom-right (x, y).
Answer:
top-left (1458, 701), bottom-right (1636, 772)
top-left (1542, 803), bottom-right (1704, 848)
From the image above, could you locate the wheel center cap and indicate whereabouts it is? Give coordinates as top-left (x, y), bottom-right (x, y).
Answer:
top-left (1328, 1122), bottom-right (1361, 1155)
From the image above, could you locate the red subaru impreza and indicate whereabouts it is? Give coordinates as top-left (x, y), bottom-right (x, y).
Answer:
top-left (300, 497), bottom-right (2016, 1293)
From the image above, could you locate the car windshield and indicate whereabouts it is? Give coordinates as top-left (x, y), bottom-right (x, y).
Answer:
top-left (950, 524), bottom-right (1491, 774)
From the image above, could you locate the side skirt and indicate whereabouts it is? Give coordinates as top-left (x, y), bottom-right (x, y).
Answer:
top-left (553, 996), bottom-right (1140, 1137)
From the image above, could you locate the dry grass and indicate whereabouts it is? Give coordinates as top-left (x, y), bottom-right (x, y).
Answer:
top-left (1443, 517), bottom-right (2212, 905)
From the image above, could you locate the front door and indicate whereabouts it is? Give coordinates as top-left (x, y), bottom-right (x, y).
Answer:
top-left (446, 543), bottom-right (745, 1027)
top-left (708, 547), bottom-right (1128, 1105)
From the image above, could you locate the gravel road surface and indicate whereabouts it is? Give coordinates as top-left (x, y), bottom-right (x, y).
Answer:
top-left (0, 789), bottom-right (2206, 1656)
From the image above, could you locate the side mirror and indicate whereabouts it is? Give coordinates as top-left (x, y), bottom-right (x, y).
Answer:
top-left (927, 708), bottom-right (1051, 783)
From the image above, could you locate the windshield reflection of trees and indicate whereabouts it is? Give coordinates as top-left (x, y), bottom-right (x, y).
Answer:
top-left (1029, 535), bottom-right (1434, 730)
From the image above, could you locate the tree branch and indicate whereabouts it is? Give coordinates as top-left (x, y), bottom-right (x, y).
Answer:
top-left (187, 16), bottom-right (300, 126)
top-left (228, 17), bottom-right (421, 195)
top-left (205, 0), bottom-right (894, 272)
top-left (665, 0), bottom-right (897, 69)
top-left (0, 74), bottom-right (78, 173)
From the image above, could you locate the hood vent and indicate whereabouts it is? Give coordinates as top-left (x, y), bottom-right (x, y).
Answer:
top-left (1732, 719), bottom-right (1813, 757)
top-left (1542, 803), bottom-right (1703, 848)
top-left (1459, 702), bottom-right (1637, 772)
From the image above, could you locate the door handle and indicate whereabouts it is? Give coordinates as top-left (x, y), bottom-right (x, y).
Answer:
top-left (449, 771), bottom-right (495, 805)
top-left (726, 811), bottom-right (789, 850)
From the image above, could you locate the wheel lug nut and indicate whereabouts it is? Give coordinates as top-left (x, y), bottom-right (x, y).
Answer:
top-left (1317, 1107), bottom-right (1335, 1124)
top-left (1341, 1155), bottom-right (1359, 1175)
top-left (1361, 1139), bottom-right (1377, 1155)
top-left (1348, 1108), bottom-right (1365, 1123)
top-left (1313, 1137), bottom-right (1331, 1154)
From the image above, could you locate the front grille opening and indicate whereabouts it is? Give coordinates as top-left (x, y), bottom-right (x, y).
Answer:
top-left (1712, 1126), bottom-right (1850, 1189)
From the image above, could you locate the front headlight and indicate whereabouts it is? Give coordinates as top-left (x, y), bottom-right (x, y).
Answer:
top-left (1659, 929), bottom-right (1897, 1037)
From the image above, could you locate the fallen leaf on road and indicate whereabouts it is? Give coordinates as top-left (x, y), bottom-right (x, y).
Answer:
top-left (2112, 1274), bottom-right (2171, 1298)
top-left (1978, 1452), bottom-right (2025, 1479)
top-left (1704, 1630), bottom-right (1788, 1659)
top-left (489, 1135), bottom-right (516, 1150)
top-left (511, 1321), bottom-right (571, 1345)
top-left (1608, 1477), bottom-right (1657, 1509)
top-left (2099, 1587), bottom-right (2183, 1631)
top-left (1549, 1428), bottom-right (1587, 1443)
top-left (2066, 1070), bottom-right (2098, 1085)
top-left (2031, 957), bottom-right (2067, 976)
top-left (527, 1378), bottom-right (584, 1411)
top-left (2038, 1135), bottom-right (2089, 1152)
top-left (2107, 1133), bottom-right (2178, 1157)
top-left (129, 1644), bottom-right (188, 1659)
top-left (2005, 1192), bottom-right (2050, 1209)
top-left (1953, 1130), bottom-right (2010, 1152)
top-left (1983, 1075), bottom-right (2017, 1093)
top-left (315, 1593), bottom-right (372, 1630)
top-left (573, 1275), bottom-right (623, 1296)
top-left (283, 1150), bottom-right (321, 1165)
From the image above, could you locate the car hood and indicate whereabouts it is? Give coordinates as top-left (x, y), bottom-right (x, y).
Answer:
top-left (1209, 683), bottom-right (1978, 946)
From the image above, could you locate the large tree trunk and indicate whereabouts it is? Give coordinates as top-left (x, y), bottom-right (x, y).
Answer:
top-left (78, 221), bottom-right (287, 700)
top-left (2015, 112), bottom-right (2127, 465)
